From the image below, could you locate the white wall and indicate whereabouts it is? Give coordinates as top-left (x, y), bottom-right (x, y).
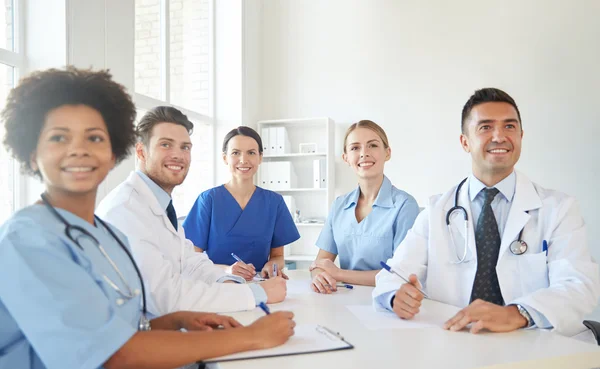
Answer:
top-left (257, 0), bottom-right (600, 318)
top-left (22, 0), bottom-right (135, 205)
top-left (67, 0), bottom-right (136, 203)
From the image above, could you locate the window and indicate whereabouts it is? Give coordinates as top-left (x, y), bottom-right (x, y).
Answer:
top-left (0, 0), bottom-right (21, 224)
top-left (134, 0), bottom-right (214, 216)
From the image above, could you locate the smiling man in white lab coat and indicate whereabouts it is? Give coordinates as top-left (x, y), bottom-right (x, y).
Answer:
top-left (373, 88), bottom-right (600, 340)
top-left (97, 106), bottom-right (287, 315)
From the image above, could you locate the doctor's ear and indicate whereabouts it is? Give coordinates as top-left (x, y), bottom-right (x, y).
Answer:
top-left (459, 134), bottom-right (470, 153)
top-left (135, 142), bottom-right (147, 162)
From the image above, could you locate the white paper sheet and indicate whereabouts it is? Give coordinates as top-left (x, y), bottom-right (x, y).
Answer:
top-left (346, 300), bottom-right (461, 330)
top-left (203, 324), bottom-right (351, 363)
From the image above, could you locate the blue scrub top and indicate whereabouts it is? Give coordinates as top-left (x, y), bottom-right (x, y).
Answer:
top-left (0, 205), bottom-right (142, 369)
top-left (183, 185), bottom-right (300, 270)
top-left (316, 176), bottom-right (420, 271)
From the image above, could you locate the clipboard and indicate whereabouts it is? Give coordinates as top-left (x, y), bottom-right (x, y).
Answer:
top-left (201, 324), bottom-right (354, 363)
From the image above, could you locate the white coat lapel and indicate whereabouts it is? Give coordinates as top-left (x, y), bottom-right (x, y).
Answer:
top-left (498, 171), bottom-right (542, 259)
top-left (130, 172), bottom-right (179, 236)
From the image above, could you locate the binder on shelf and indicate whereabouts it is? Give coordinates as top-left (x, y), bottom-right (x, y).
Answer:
top-left (268, 127), bottom-right (278, 154)
top-left (259, 162), bottom-right (268, 187)
top-left (201, 324), bottom-right (353, 363)
top-left (261, 127), bottom-right (270, 155)
top-left (313, 158), bottom-right (326, 189)
top-left (275, 126), bottom-right (291, 154)
top-left (268, 161), bottom-right (297, 190)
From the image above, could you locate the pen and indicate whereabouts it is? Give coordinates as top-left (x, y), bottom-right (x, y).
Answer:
top-left (336, 283), bottom-right (353, 289)
top-left (258, 302), bottom-right (271, 315)
top-left (231, 253), bottom-right (245, 264)
top-left (380, 261), bottom-right (429, 298)
top-left (542, 240), bottom-right (548, 256)
top-left (273, 263), bottom-right (278, 277)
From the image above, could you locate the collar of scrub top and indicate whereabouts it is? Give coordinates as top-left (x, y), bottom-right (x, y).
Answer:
top-left (342, 175), bottom-right (395, 210)
top-left (468, 170), bottom-right (516, 204)
top-left (136, 170), bottom-right (172, 212)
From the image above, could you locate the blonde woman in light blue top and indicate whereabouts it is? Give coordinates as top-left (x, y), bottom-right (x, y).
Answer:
top-left (310, 120), bottom-right (419, 293)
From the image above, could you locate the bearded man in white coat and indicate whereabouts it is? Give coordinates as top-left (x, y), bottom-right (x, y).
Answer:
top-left (97, 106), bottom-right (286, 315)
top-left (373, 88), bottom-right (600, 341)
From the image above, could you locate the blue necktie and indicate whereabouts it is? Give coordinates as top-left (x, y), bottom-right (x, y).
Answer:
top-left (470, 187), bottom-right (504, 305)
top-left (166, 200), bottom-right (178, 231)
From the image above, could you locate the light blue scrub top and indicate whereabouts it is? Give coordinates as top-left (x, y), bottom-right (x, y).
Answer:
top-left (316, 176), bottom-right (420, 270)
top-left (183, 185), bottom-right (300, 271)
top-left (0, 205), bottom-right (142, 369)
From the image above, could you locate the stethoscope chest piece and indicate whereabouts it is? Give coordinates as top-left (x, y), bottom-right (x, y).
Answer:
top-left (509, 239), bottom-right (528, 255)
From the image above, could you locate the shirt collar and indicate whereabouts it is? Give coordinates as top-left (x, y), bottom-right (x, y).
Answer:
top-left (136, 170), bottom-right (172, 211)
top-left (342, 175), bottom-right (394, 210)
top-left (469, 170), bottom-right (516, 202)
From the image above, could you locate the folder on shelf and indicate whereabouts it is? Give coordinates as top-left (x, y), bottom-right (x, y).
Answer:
top-left (313, 158), bottom-right (326, 188)
top-left (261, 127), bottom-right (270, 155)
top-left (268, 127), bottom-right (278, 154)
top-left (201, 324), bottom-right (353, 364)
top-left (259, 162), bottom-right (268, 187)
top-left (275, 126), bottom-right (291, 154)
top-left (271, 161), bottom-right (297, 190)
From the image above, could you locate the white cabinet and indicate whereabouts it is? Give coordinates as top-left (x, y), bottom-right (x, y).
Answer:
top-left (257, 117), bottom-right (335, 264)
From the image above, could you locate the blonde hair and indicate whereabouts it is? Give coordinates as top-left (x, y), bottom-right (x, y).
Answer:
top-left (343, 120), bottom-right (390, 153)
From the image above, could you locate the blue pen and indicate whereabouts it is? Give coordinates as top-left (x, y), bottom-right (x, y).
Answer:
top-left (231, 253), bottom-right (245, 264)
top-left (258, 302), bottom-right (271, 315)
top-left (336, 283), bottom-right (354, 290)
top-left (542, 240), bottom-right (548, 256)
top-left (380, 261), bottom-right (429, 298)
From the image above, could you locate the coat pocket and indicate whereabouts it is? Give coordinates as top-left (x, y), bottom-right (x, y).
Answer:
top-left (518, 252), bottom-right (549, 293)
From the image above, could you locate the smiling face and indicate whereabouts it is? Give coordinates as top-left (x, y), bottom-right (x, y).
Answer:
top-left (342, 127), bottom-right (391, 180)
top-left (137, 122), bottom-right (192, 194)
top-left (460, 102), bottom-right (523, 184)
top-left (223, 134), bottom-right (262, 181)
top-left (30, 104), bottom-right (115, 197)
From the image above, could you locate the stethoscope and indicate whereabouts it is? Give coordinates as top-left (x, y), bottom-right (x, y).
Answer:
top-left (41, 193), bottom-right (151, 331)
top-left (445, 178), bottom-right (528, 264)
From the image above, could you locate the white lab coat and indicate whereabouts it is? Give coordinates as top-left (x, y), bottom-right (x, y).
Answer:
top-left (374, 171), bottom-right (600, 337)
top-left (96, 172), bottom-right (256, 315)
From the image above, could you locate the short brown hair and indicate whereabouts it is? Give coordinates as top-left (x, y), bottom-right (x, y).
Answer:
top-left (343, 120), bottom-right (390, 153)
top-left (461, 88), bottom-right (522, 134)
top-left (137, 106), bottom-right (194, 145)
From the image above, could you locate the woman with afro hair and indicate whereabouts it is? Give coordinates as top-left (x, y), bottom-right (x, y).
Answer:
top-left (0, 67), bottom-right (294, 369)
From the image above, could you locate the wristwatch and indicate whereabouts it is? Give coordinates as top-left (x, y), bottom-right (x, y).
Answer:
top-left (514, 304), bottom-right (534, 328)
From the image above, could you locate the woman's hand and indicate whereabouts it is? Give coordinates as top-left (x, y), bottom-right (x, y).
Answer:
top-left (245, 311), bottom-right (295, 349)
top-left (261, 260), bottom-right (289, 279)
top-left (310, 271), bottom-right (338, 294)
top-left (310, 259), bottom-right (341, 280)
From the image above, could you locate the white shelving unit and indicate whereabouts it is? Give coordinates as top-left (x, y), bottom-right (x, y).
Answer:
top-left (257, 117), bottom-right (335, 266)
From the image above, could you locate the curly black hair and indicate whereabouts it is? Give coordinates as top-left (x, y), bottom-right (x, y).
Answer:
top-left (1, 66), bottom-right (137, 176)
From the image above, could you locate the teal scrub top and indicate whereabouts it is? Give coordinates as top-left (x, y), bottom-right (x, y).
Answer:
top-left (0, 205), bottom-right (142, 369)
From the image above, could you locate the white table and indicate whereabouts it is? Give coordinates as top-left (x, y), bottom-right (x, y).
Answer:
top-left (213, 271), bottom-right (600, 369)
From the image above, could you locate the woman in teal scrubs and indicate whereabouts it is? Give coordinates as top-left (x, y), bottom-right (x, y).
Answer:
top-left (310, 120), bottom-right (420, 293)
top-left (183, 126), bottom-right (300, 281)
top-left (0, 67), bottom-right (294, 369)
